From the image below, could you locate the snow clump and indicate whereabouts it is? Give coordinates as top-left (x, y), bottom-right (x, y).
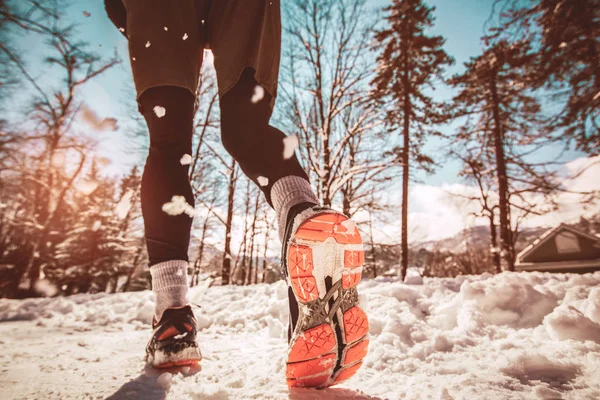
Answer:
top-left (153, 106), bottom-right (166, 118)
top-left (282, 136), bottom-right (298, 159)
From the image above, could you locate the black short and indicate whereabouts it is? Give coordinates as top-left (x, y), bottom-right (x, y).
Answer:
top-left (105, 0), bottom-right (281, 111)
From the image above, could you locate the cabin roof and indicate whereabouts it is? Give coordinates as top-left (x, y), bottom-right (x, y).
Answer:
top-left (516, 223), bottom-right (600, 263)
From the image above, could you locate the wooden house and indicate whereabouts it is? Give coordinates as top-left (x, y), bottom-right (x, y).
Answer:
top-left (515, 224), bottom-right (600, 273)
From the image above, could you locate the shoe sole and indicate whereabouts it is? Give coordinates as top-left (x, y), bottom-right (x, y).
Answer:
top-left (149, 343), bottom-right (203, 369)
top-left (285, 213), bottom-right (369, 388)
top-left (154, 359), bottom-right (201, 369)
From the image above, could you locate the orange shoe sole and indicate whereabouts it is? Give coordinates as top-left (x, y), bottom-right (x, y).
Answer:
top-left (154, 359), bottom-right (200, 369)
top-left (285, 212), bottom-right (369, 388)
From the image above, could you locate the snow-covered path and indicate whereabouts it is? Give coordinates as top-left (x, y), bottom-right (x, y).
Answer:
top-left (1, 272), bottom-right (600, 399)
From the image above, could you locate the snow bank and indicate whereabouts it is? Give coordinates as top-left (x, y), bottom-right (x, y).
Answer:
top-left (0, 280), bottom-right (289, 337)
top-left (1, 271), bottom-right (599, 399)
top-left (544, 305), bottom-right (600, 343)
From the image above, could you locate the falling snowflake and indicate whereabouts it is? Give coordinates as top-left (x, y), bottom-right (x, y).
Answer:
top-left (145, 41), bottom-right (151, 48)
top-left (118, 27), bottom-right (125, 32)
top-left (593, 91), bottom-right (600, 101)
top-left (257, 176), bottom-right (269, 186)
top-left (80, 104), bottom-right (118, 132)
top-left (201, 20), bottom-right (205, 24)
top-left (132, 57), bottom-right (136, 61)
top-left (162, 195), bottom-right (195, 217)
top-left (76, 180), bottom-right (98, 195)
top-left (251, 85), bottom-right (265, 103)
top-left (153, 106), bottom-right (166, 118)
top-left (559, 42), bottom-right (567, 48)
top-left (116, 190), bottom-right (134, 220)
top-left (164, 26), bottom-right (168, 31)
top-left (180, 154), bottom-right (192, 165)
top-left (92, 220), bottom-right (102, 232)
top-left (182, 33), bottom-right (188, 40)
top-left (282, 136), bottom-right (299, 159)
top-left (83, 11), bottom-right (91, 17)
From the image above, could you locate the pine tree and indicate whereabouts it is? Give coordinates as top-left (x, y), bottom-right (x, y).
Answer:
top-left (116, 165), bottom-right (145, 292)
top-left (449, 40), bottom-right (560, 271)
top-left (492, 0), bottom-right (600, 153)
top-left (371, 0), bottom-right (453, 281)
top-left (53, 160), bottom-right (128, 293)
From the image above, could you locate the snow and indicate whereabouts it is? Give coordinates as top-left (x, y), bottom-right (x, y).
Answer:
top-left (544, 305), bottom-right (600, 343)
top-left (33, 280), bottom-right (58, 297)
top-left (115, 190), bottom-right (134, 219)
top-left (180, 154), bottom-right (192, 165)
top-left (75, 180), bottom-right (98, 195)
top-left (1, 271), bottom-right (599, 399)
top-left (251, 85), bottom-right (265, 103)
top-left (80, 104), bottom-right (118, 132)
top-left (164, 26), bottom-right (168, 31)
top-left (162, 195), bottom-right (195, 218)
top-left (91, 220), bottom-right (101, 231)
top-left (153, 106), bottom-right (166, 118)
top-left (145, 41), bottom-right (151, 48)
top-left (157, 372), bottom-right (173, 390)
top-left (282, 136), bottom-right (298, 160)
top-left (257, 176), bottom-right (269, 186)
top-left (182, 33), bottom-right (188, 41)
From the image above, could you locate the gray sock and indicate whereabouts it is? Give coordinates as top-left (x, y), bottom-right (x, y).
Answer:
top-left (150, 260), bottom-right (189, 322)
top-left (270, 176), bottom-right (319, 242)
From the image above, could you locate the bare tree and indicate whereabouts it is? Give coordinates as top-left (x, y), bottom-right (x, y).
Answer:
top-left (282, 0), bottom-right (394, 212)
top-left (0, 2), bottom-right (118, 293)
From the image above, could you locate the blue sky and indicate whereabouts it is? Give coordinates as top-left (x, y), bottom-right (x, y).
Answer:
top-left (10, 0), bottom-right (585, 184)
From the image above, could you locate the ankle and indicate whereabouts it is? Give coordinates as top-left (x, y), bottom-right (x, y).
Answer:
top-left (271, 176), bottom-right (319, 242)
top-left (150, 260), bottom-right (189, 321)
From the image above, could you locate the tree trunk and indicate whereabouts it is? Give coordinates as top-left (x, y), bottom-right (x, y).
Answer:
top-left (368, 210), bottom-right (377, 278)
top-left (341, 187), bottom-right (351, 217)
top-left (489, 74), bottom-right (514, 271)
top-left (238, 181), bottom-right (252, 285)
top-left (247, 192), bottom-right (260, 285)
top-left (488, 213), bottom-right (501, 273)
top-left (400, 55), bottom-right (411, 282)
top-left (221, 160), bottom-right (236, 285)
top-left (122, 237), bottom-right (144, 292)
top-left (261, 216), bottom-right (271, 284)
top-left (192, 218), bottom-right (209, 286)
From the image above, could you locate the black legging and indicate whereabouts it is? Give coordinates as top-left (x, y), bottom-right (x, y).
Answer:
top-left (139, 68), bottom-right (309, 266)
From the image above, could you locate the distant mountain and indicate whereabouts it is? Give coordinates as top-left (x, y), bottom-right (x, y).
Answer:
top-left (413, 225), bottom-right (549, 253)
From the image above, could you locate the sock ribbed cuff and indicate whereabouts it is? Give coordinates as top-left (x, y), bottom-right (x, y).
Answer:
top-left (150, 260), bottom-right (188, 321)
top-left (271, 176), bottom-right (319, 242)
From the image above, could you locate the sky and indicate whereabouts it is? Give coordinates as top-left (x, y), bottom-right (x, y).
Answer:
top-left (7, 0), bottom-right (594, 244)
